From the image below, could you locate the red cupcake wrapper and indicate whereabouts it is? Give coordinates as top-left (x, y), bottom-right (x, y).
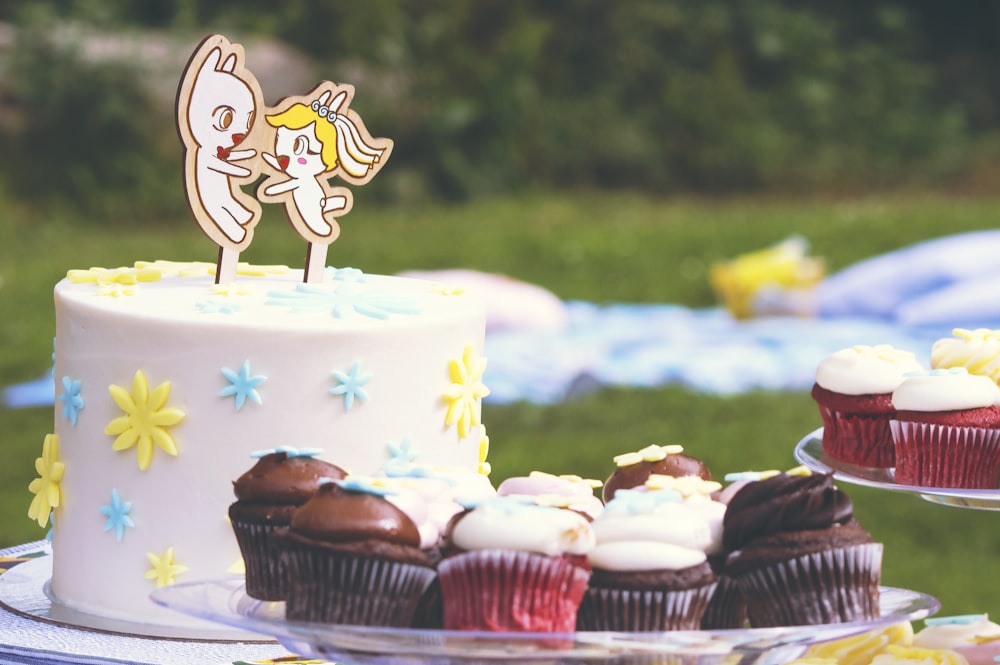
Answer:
top-left (890, 420), bottom-right (1000, 489)
top-left (576, 581), bottom-right (717, 631)
top-left (817, 406), bottom-right (895, 468)
top-left (732, 543), bottom-right (882, 627)
top-left (230, 521), bottom-right (288, 601)
top-left (438, 550), bottom-right (590, 632)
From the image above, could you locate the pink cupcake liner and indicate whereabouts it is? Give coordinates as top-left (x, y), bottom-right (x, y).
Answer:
top-left (231, 521), bottom-right (288, 601)
top-left (282, 543), bottom-right (436, 626)
top-left (818, 406), bottom-right (895, 468)
top-left (437, 550), bottom-right (590, 632)
top-left (890, 420), bottom-right (1000, 489)
top-left (733, 543), bottom-right (882, 627)
top-left (576, 581), bottom-right (717, 631)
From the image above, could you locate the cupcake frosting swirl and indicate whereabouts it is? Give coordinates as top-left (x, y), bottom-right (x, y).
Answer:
top-left (447, 496), bottom-right (595, 556)
top-left (722, 472), bottom-right (854, 552)
top-left (588, 489), bottom-right (720, 571)
top-left (815, 345), bottom-right (924, 395)
top-left (931, 328), bottom-right (1000, 384)
top-left (892, 368), bottom-right (1000, 412)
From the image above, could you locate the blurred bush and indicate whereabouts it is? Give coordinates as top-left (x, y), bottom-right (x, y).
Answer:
top-left (0, 0), bottom-right (997, 217)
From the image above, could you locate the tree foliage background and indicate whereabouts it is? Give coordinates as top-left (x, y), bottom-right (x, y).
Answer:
top-left (1, 0), bottom-right (1000, 218)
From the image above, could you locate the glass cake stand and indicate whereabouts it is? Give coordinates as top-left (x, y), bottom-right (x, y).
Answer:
top-left (152, 577), bottom-right (939, 665)
top-left (794, 427), bottom-right (1000, 511)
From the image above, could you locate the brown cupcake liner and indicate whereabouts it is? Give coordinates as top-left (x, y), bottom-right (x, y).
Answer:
top-left (732, 543), bottom-right (882, 627)
top-left (818, 406), bottom-right (895, 468)
top-left (437, 550), bottom-right (590, 632)
top-left (890, 420), bottom-right (1000, 489)
top-left (282, 542), bottom-right (436, 626)
top-left (576, 580), bottom-right (717, 631)
top-left (230, 520), bottom-right (289, 601)
top-left (700, 574), bottom-right (747, 630)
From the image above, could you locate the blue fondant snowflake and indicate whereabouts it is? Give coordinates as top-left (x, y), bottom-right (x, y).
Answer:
top-left (383, 435), bottom-right (420, 476)
top-left (220, 360), bottom-right (266, 411)
top-left (607, 488), bottom-right (682, 514)
top-left (250, 445), bottom-right (323, 459)
top-left (196, 300), bottom-right (242, 314)
top-left (266, 283), bottom-right (420, 320)
top-left (326, 266), bottom-right (370, 283)
top-left (58, 376), bottom-right (84, 426)
top-left (99, 489), bottom-right (135, 541)
top-left (333, 476), bottom-right (398, 497)
top-left (330, 360), bottom-right (372, 410)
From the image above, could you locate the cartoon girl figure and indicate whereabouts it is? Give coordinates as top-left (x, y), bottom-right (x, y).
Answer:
top-left (257, 82), bottom-right (393, 282)
top-left (176, 35), bottom-right (265, 283)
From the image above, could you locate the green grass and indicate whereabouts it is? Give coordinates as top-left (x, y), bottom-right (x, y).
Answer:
top-left (2, 190), bottom-right (999, 616)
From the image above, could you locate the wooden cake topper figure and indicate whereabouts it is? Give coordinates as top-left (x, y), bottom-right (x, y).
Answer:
top-left (257, 81), bottom-right (393, 283)
top-left (176, 35), bottom-right (265, 284)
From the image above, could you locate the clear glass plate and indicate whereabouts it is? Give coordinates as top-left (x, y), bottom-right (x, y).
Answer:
top-left (794, 427), bottom-right (1000, 510)
top-left (151, 578), bottom-right (939, 665)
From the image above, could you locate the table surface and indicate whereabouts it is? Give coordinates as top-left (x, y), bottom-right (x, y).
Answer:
top-left (0, 540), bottom-right (335, 665)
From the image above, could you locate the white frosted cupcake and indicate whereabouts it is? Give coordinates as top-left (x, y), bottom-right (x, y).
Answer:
top-left (496, 470), bottom-right (604, 520)
top-left (576, 486), bottom-right (719, 631)
top-left (891, 368), bottom-right (1000, 488)
top-left (438, 496), bottom-right (594, 632)
top-left (811, 344), bottom-right (924, 467)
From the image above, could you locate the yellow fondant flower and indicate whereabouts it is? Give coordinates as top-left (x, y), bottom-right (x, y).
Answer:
top-left (144, 547), bottom-right (189, 587)
top-left (478, 427), bottom-right (491, 476)
top-left (105, 370), bottom-right (185, 471)
top-left (27, 434), bottom-right (64, 528)
top-left (442, 345), bottom-right (490, 438)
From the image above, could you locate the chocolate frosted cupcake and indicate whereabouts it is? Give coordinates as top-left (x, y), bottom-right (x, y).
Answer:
top-left (603, 444), bottom-right (711, 502)
top-left (722, 469), bottom-right (882, 627)
top-left (278, 478), bottom-right (437, 626)
top-left (228, 446), bottom-right (346, 600)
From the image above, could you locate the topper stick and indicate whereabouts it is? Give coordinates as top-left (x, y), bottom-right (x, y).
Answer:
top-left (303, 243), bottom-right (329, 284)
top-left (217, 246), bottom-right (239, 285)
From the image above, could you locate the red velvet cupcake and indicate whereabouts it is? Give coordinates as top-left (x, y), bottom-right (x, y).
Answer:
top-left (891, 368), bottom-right (1000, 489)
top-left (812, 345), bottom-right (924, 468)
top-left (437, 496), bottom-right (594, 632)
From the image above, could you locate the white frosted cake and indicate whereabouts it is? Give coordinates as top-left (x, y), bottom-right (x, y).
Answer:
top-left (40, 261), bottom-right (489, 627)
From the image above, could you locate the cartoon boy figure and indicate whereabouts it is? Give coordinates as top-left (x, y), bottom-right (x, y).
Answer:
top-left (176, 35), bottom-right (265, 283)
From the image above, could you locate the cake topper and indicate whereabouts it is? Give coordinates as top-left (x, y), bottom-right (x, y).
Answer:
top-left (176, 35), bottom-right (393, 284)
top-left (176, 35), bottom-right (265, 284)
top-left (257, 81), bottom-right (393, 283)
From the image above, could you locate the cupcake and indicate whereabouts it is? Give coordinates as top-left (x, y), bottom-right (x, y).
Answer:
top-left (576, 486), bottom-right (719, 631)
top-left (497, 470), bottom-right (604, 520)
top-left (811, 345), bottom-right (924, 468)
top-left (931, 328), bottom-right (1000, 385)
top-left (722, 468), bottom-right (882, 627)
top-left (437, 495), bottom-right (594, 632)
top-left (891, 368), bottom-right (1000, 489)
top-left (701, 475), bottom-right (752, 630)
top-left (914, 614), bottom-right (1000, 665)
top-left (228, 446), bottom-right (346, 600)
top-left (603, 443), bottom-right (711, 502)
top-left (278, 477), bottom-right (437, 626)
